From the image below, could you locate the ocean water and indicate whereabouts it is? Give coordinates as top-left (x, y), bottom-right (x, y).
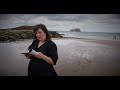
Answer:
top-left (57, 31), bottom-right (120, 40)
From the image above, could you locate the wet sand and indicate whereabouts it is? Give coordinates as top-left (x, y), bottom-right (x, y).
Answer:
top-left (53, 38), bottom-right (120, 76)
top-left (0, 38), bottom-right (120, 76)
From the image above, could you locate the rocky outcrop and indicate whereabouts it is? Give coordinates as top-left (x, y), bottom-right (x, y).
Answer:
top-left (70, 28), bottom-right (81, 32)
top-left (10, 26), bottom-right (35, 30)
top-left (0, 25), bottom-right (63, 42)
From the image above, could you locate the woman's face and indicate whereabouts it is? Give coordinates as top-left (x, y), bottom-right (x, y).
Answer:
top-left (35, 28), bottom-right (46, 41)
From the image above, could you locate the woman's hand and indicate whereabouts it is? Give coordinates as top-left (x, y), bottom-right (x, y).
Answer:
top-left (25, 54), bottom-right (32, 59)
top-left (33, 52), bottom-right (54, 65)
top-left (33, 52), bottom-right (42, 59)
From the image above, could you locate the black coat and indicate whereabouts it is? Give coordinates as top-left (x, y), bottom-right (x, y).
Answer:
top-left (28, 39), bottom-right (58, 76)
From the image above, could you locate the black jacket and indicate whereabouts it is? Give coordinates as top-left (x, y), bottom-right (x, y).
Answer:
top-left (28, 39), bottom-right (58, 76)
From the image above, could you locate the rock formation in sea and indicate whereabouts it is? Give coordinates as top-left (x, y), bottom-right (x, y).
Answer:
top-left (70, 28), bottom-right (81, 32)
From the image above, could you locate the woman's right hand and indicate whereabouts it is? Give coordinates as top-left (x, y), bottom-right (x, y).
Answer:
top-left (24, 54), bottom-right (32, 59)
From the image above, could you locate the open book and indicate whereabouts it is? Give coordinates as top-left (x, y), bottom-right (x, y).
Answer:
top-left (21, 52), bottom-right (32, 55)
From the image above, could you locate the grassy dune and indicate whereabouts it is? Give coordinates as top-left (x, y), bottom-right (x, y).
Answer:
top-left (0, 30), bottom-right (62, 42)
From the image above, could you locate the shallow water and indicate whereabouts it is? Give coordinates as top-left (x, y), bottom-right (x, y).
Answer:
top-left (58, 31), bottom-right (120, 40)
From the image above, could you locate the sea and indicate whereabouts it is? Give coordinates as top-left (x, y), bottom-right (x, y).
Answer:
top-left (57, 31), bottom-right (120, 40)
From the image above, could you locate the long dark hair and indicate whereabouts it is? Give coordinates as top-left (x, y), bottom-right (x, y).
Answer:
top-left (33, 24), bottom-right (51, 42)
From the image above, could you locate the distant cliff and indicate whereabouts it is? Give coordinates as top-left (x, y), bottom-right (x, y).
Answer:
top-left (70, 28), bottom-right (81, 32)
top-left (10, 25), bottom-right (35, 30)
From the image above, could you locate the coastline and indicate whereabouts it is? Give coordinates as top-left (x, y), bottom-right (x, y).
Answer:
top-left (53, 37), bottom-right (120, 46)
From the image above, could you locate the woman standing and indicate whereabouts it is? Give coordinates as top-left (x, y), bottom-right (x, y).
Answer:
top-left (25, 24), bottom-right (58, 76)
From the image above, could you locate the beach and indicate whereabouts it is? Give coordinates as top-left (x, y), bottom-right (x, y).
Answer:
top-left (0, 38), bottom-right (120, 76)
top-left (54, 38), bottom-right (120, 76)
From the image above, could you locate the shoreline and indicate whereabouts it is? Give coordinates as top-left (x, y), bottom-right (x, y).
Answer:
top-left (53, 37), bottom-right (120, 46)
top-left (1, 37), bottom-right (120, 45)
top-left (62, 36), bottom-right (120, 40)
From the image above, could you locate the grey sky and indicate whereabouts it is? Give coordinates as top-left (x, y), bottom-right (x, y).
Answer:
top-left (0, 14), bottom-right (120, 33)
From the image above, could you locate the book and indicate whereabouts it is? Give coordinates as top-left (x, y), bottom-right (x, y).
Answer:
top-left (21, 49), bottom-right (38, 55)
top-left (21, 52), bottom-right (32, 55)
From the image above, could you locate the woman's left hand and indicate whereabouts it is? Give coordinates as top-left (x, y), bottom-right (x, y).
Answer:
top-left (33, 51), bottom-right (54, 65)
top-left (33, 52), bottom-right (43, 59)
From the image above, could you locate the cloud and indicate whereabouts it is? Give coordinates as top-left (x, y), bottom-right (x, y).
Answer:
top-left (45, 14), bottom-right (89, 22)
top-left (0, 14), bottom-right (120, 32)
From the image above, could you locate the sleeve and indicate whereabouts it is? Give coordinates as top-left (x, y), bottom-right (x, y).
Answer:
top-left (47, 43), bottom-right (58, 65)
top-left (28, 40), bottom-right (36, 52)
top-left (28, 44), bottom-right (32, 52)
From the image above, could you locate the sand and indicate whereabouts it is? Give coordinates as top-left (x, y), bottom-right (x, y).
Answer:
top-left (0, 38), bottom-right (120, 76)
top-left (53, 38), bottom-right (120, 76)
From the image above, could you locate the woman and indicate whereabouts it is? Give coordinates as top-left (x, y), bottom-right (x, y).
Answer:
top-left (25, 24), bottom-right (58, 76)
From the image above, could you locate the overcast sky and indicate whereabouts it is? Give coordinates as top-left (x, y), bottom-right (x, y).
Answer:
top-left (0, 14), bottom-right (120, 33)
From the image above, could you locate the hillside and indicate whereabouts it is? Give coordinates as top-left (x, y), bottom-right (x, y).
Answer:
top-left (0, 25), bottom-right (63, 42)
top-left (9, 25), bottom-right (35, 30)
